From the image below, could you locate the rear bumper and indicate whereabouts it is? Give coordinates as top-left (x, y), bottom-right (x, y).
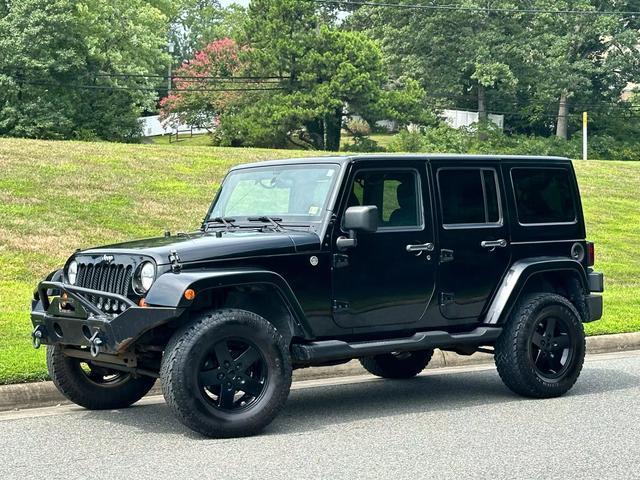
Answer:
top-left (585, 270), bottom-right (604, 323)
top-left (585, 294), bottom-right (603, 323)
top-left (588, 270), bottom-right (604, 293)
top-left (31, 281), bottom-right (182, 355)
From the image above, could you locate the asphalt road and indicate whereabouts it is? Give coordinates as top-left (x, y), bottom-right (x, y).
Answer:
top-left (1, 351), bottom-right (639, 480)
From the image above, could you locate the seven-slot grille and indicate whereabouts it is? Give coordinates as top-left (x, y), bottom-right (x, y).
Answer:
top-left (76, 261), bottom-right (134, 314)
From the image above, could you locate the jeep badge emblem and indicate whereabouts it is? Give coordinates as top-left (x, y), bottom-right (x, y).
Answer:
top-left (101, 254), bottom-right (114, 263)
top-left (309, 256), bottom-right (319, 267)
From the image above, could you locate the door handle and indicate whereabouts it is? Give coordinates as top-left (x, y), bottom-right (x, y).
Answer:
top-left (481, 239), bottom-right (508, 249)
top-left (406, 242), bottom-right (435, 253)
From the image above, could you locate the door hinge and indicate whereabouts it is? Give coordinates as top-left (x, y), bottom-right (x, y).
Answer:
top-left (332, 300), bottom-right (350, 311)
top-left (440, 292), bottom-right (455, 306)
top-left (440, 249), bottom-right (454, 263)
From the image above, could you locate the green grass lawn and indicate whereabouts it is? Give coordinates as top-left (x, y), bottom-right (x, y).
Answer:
top-left (0, 137), bottom-right (638, 384)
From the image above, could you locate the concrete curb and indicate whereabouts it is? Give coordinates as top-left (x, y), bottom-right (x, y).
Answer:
top-left (2, 332), bottom-right (639, 412)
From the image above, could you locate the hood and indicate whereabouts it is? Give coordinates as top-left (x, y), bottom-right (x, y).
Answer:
top-left (80, 229), bottom-right (321, 265)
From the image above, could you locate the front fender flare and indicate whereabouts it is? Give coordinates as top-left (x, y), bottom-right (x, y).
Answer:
top-left (483, 257), bottom-right (587, 325)
top-left (144, 268), bottom-right (310, 335)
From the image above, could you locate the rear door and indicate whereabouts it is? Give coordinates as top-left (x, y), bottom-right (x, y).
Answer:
top-left (432, 161), bottom-right (511, 320)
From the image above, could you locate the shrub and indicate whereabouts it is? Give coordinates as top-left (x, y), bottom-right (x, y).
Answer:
top-left (342, 136), bottom-right (384, 152)
top-left (345, 118), bottom-right (371, 137)
top-left (387, 129), bottom-right (426, 152)
top-left (385, 122), bottom-right (640, 160)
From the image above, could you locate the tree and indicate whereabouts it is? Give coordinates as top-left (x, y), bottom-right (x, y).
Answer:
top-left (169, 0), bottom-right (247, 62)
top-left (348, 0), bottom-right (526, 135)
top-left (526, 0), bottom-right (640, 139)
top-left (0, 0), bottom-right (87, 138)
top-left (160, 38), bottom-right (245, 130)
top-left (224, 0), bottom-right (413, 150)
top-left (0, 0), bottom-right (171, 141)
top-left (347, 0), bottom-right (640, 140)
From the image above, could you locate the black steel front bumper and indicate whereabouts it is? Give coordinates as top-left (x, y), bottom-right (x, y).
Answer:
top-left (31, 281), bottom-right (182, 355)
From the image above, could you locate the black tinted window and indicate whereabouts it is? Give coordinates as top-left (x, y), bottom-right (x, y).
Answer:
top-left (349, 170), bottom-right (421, 228)
top-left (438, 168), bottom-right (501, 225)
top-left (511, 168), bottom-right (576, 224)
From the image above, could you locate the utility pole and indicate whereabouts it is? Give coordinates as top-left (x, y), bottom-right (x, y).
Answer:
top-left (582, 111), bottom-right (588, 160)
top-left (167, 41), bottom-right (175, 94)
top-left (167, 41), bottom-right (175, 142)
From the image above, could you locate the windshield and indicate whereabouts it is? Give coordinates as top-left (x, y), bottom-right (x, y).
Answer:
top-left (209, 164), bottom-right (340, 224)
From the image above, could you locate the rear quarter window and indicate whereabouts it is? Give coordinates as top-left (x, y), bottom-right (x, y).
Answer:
top-left (511, 167), bottom-right (576, 225)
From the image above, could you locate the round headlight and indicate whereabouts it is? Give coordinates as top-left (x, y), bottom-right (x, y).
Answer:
top-left (68, 261), bottom-right (78, 285)
top-left (139, 262), bottom-right (156, 292)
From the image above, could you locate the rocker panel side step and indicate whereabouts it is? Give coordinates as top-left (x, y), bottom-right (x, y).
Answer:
top-left (292, 326), bottom-right (502, 365)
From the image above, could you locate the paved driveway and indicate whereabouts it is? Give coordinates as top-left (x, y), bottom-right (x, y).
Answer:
top-left (1, 351), bottom-right (639, 479)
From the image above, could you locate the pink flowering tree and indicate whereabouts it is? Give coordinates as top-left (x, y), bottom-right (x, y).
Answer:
top-left (160, 38), bottom-right (245, 131)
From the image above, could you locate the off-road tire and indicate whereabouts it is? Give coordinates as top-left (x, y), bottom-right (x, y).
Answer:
top-left (359, 349), bottom-right (434, 379)
top-left (495, 293), bottom-right (586, 398)
top-left (46, 345), bottom-right (156, 410)
top-left (160, 309), bottom-right (292, 438)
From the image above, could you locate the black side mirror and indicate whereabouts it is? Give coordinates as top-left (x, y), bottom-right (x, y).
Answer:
top-left (337, 206), bottom-right (378, 250)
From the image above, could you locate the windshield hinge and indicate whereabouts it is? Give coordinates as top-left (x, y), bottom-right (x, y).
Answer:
top-left (169, 249), bottom-right (182, 273)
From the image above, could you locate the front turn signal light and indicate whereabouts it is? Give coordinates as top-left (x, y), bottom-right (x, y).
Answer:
top-left (138, 298), bottom-right (148, 308)
top-left (184, 289), bottom-right (196, 301)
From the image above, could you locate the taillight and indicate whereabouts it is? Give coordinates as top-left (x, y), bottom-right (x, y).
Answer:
top-left (587, 242), bottom-right (595, 266)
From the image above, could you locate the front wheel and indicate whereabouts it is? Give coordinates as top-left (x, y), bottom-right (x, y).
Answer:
top-left (495, 293), bottom-right (586, 398)
top-left (160, 309), bottom-right (292, 438)
top-left (47, 345), bottom-right (156, 410)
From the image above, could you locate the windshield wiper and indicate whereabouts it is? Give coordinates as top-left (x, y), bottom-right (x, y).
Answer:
top-left (247, 216), bottom-right (285, 231)
top-left (206, 217), bottom-right (237, 230)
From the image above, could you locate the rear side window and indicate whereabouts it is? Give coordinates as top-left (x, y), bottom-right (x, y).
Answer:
top-left (511, 168), bottom-right (576, 225)
top-left (438, 168), bottom-right (501, 226)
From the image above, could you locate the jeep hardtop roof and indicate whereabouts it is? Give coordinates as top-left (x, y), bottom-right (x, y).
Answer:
top-left (231, 154), bottom-right (572, 170)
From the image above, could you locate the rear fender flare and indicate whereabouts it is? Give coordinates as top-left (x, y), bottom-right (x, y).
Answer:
top-left (483, 257), bottom-right (587, 325)
top-left (144, 268), bottom-right (310, 337)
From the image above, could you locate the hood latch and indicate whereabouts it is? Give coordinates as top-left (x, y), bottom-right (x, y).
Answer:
top-left (169, 249), bottom-right (182, 273)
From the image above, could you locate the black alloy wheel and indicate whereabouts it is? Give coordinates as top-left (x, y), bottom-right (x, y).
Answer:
top-left (198, 338), bottom-right (268, 412)
top-left (47, 345), bottom-right (156, 410)
top-left (529, 315), bottom-right (576, 381)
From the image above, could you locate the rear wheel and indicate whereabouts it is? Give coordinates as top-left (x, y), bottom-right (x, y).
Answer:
top-left (160, 309), bottom-right (292, 438)
top-left (360, 349), bottom-right (434, 379)
top-left (47, 345), bottom-right (156, 410)
top-left (495, 293), bottom-right (586, 398)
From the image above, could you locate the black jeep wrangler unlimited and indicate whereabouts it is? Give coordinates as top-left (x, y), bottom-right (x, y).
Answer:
top-left (31, 154), bottom-right (604, 437)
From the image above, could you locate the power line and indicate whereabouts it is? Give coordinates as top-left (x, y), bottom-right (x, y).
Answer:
top-left (10, 76), bottom-right (639, 117)
top-left (94, 72), bottom-right (286, 82)
top-left (20, 80), bottom-right (286, 93)
top-left (312, 0), bottom-right (640, 16)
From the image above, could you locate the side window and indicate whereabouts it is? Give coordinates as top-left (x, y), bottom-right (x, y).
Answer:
top-left (511, 168), bottom-right (576, 224)
top-left (437, 168), bottom-right (501, 226)
top-left (348, 170), bottom-right (423, 229)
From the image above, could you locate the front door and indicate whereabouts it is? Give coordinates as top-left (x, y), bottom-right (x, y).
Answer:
top-left (431, 162), bottom-right (511, 320)
top-left (331, 162), bottom-right (436, 329)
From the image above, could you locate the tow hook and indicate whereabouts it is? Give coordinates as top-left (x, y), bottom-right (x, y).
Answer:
top-left (89, 332), bottom-right (104, 358)
top-left (31, 325), bottom-right (45, 349)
